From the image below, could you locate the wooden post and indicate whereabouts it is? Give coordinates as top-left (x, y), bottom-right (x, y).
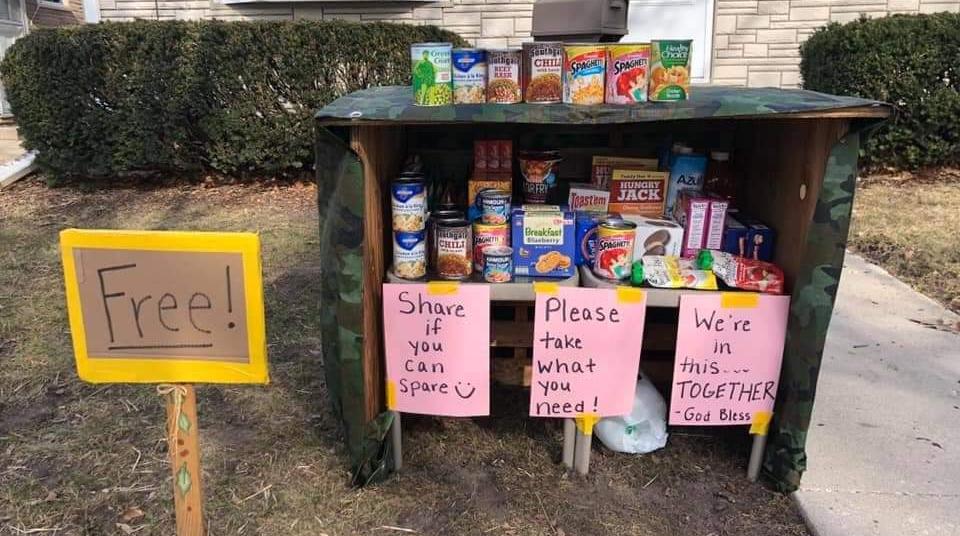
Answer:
top-left (562, 418), bottom-right (575, 468)
top-left (162, 385), bottom-right (204, 536)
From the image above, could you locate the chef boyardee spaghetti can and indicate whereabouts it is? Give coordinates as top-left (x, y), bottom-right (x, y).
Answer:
top-left (606, 43), bottom-right (651, 104)
top-left (593, 218), bottom-right (637, 280)
top-left (411, 42), bottom-right (453, 106)
top-left (563, 44), bottom-right (606, 105)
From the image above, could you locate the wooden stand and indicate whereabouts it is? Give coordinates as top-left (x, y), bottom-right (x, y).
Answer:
top-left (162, 385), bottom-right (204, 536)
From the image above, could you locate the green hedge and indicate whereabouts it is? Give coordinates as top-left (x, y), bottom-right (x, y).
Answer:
top-left (0, 21), bottom-right (467, 178)
top-left (801, 13), bottom-right (960, 170)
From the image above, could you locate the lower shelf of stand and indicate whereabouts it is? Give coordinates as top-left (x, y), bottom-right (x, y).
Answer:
top-left (579, 265), bottom-right (728, 308)
top-left (385, 267), bottom-right (579, 302)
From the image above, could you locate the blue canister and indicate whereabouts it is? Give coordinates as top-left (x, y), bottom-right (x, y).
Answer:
top-left (482, 246), bottom-right (513, 283)
top-left (477, 189), bottom-right (511, 225)
top-left (452, 48), bottom-right (487, 104)
top-left (391, 177), bottom-right (427, 232)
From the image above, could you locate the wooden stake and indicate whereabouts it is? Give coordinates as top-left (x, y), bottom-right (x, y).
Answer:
top-left (562, 419), bottom-right (575, 468)
top-left (162, 384), bottom-right (204, 536)
top-left (747, 433), bottom-right (766, 482)
top-left (391, 410), bottom-right (403, 471)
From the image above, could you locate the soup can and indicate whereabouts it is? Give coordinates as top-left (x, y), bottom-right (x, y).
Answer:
top-left (393, 230), bottom-right (427, 280)
top-left (487, 49), bottom-right (522, 104)
top-left (473, 222), bottom-right (510, 271)
top-left (428, 210), bottom-right (464, 271)
top-left (483, 246), bottom-right (513, 283)
top-left (593, 218), bottom-right (637, 280)
top-left (563, 44), bottom-right (606, 105)
top-left (435, 219), bottom-right (473, 280)
top-left (522, 42), bottom-right (563, 103)
top-left (477, 188), bottom-right (511, 224)
top-left (391, 177), bottom-right (427, 232)
top-left (452, 48), bottom-right (487, 104)
top-left (411, 42), bottom-right (453, 106)
top-left (606, 43), bottom-right (651, 104)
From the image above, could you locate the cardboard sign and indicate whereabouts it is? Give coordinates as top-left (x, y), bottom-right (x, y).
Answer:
top-left (382, 283), bottom-right (490, 417)
top-left (669, 293), bottom-right (790, 426)
top-left (60, 229), bottom-right (268, 384)
top-left (530, 286), bottom-right (647, 418)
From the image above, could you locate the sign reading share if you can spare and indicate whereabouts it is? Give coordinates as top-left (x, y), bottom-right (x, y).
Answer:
top-left (60, 229), bottom-right (268, 384)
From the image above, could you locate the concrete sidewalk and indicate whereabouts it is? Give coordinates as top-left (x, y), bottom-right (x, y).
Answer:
top-left (794, 254), bottom-right (960, 536)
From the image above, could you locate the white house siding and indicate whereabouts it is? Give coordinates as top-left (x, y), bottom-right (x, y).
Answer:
top-left (98, 0), bottom-right (960, 88)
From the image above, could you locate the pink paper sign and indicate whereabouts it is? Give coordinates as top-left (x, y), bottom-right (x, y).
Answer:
top-left (669, 294), bottom-right (790, 426)
top-left (530, 287), bottom-right (647, 418)
top-left (382, 283), bottom-right (490, 417)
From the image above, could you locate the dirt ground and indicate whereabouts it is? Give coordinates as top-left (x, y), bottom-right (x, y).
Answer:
top-left (849, 169), bottom-right (960, 315)
top-left (0, 177), bottom-right (808, 536)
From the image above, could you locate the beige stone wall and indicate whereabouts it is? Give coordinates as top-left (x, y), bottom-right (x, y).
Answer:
top-left (712, 0), bottom-right (960, 88)
top-left (99, 0), bottom-right (537, 47)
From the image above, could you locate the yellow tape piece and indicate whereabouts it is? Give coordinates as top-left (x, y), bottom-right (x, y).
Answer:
top-left (386, 380), bottom-right (398, 410)
top-left (426, 281), bottom-right (459, 295)
top-left (533, 282), bottom-right (559, 295)
top-left (575, 413), bottom-right (600, 436)
top-left (721, 292), bottom-right (759, 309)
top-left (750, 411), bottom-right (772, 436)
top-left (616, 287), bottom-right (645, 304)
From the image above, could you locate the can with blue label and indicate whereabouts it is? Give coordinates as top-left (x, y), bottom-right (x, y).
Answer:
top-left (452, 48), bottom-right (487, 104)
top-left (482, 246), bottom-right (513, 283)
top-left (477, 188), bottom-right (511, 224)
top-left (391, 177), bottom-right (427, 232)
top-left (393, 230), bottom-right (426, 280)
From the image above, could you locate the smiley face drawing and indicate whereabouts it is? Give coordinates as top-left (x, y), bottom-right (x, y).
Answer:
top-left (454, 382), bottom-right (477, 399)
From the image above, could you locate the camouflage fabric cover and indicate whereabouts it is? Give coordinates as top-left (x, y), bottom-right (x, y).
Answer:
top-left (315, 87), bottom-right (889, 490)
top-left (316, 85), bottom-right (885, 125)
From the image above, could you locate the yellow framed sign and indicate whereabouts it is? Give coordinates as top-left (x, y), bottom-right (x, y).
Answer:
top-left (60, 229), bottom-right (268, 384)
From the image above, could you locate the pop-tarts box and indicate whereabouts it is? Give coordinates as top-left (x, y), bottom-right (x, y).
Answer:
top-left (575, 211), bottom-right (604, 267)
top-left (512, 206), bottom-right (576, 278)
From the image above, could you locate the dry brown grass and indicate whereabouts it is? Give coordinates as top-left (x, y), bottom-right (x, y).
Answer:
top-left (850, 171), bottom-right (960, 314)
top-left (0, 177), bottom-right (808, 536)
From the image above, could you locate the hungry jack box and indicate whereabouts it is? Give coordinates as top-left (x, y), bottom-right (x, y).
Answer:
top-left (511, 206), bottom-right (575, 278)
top-left (608, 169), bottom-right (668, 217)
top-left (672, 191), bottom-right (728, 257)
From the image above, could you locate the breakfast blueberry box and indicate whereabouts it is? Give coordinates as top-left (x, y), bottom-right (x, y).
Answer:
top-left (511, 206), bottom-right (576, 278)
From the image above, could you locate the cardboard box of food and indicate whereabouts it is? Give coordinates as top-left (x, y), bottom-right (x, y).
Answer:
top-left (511, 206), bottom-right (575, 278)
top-left (608, 169), bottom-right (668, 217)
top-left (591, 156), bottom-right (658, 188)
top-left (568, 183), bottom-right (610, 212)
top-left (672, 191), bottom-right (727, 257)
top-left (620, 214), bottom-right (684, 259)
top-left (723, 213), bottom-right (776, 261)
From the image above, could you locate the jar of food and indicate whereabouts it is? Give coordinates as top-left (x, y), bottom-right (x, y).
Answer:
top-left (435, 219), bottom-right (473, 280)
top-left (593, 218), bottom-right (637, 280)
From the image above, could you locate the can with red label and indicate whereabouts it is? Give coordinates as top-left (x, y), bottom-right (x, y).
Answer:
top-left (473, 222), bottom-right (510, 271)
top-left (593, 218), bottom-right (637, 280)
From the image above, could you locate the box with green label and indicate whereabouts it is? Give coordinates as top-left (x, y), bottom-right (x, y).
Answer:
top-left (650, 40), bottom-right (692, 102)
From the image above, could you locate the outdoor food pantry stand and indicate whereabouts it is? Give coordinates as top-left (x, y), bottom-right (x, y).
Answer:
top-left (314, 85), bottom-right (890, 491)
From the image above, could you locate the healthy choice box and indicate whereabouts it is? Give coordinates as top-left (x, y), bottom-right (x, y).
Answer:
top-left (511, 206), bottom-right (575, 278)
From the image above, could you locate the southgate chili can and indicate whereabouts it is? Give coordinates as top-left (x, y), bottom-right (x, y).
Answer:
top-left (483, 246), bottom-right (513, 283)
top-left (477, 188), bottom-right (511, 224)
top-left (452, 48), bottom-right (487, 104)
top-left (428, 210), bottom-right (464, 271)
top-left (522, 42), bottom-right (563, 103)
top-left (593, 218), bottom-right (637, 280)
top-left (473, 222), bottom-right (510, 271)
top-left (411, 43), bottom-right (453, 106)
top-left (435, 219), bottom-right (473, 280)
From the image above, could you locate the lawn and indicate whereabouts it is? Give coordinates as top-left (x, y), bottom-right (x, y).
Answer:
top-left (0, 177), bottom-right (808, 535)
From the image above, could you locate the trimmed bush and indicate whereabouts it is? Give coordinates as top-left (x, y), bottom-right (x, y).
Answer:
top-left (801, 13), bottom-right (960, 170)
top-left (0, 21), bottom-right (467, 178)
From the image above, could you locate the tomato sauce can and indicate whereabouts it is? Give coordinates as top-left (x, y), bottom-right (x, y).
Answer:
top-left (435, 219), bottom-right (473, 280)
top-left (606, 43), bottom-right (651, 104)
top-left (593, 218), bottom-right (637, 280)
top-left (483, 246), bottom-right (513, 283)
top-left (473, 222), bottom-right (510, 271)
top-left (522, 42), bottom-right (563, 103)
top-left (487, 49), bottom-right (522, 104)
top-left (563, 44), bottom-right (606, 105)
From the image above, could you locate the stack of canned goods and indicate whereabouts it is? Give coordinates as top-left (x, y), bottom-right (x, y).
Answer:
top-left (473, 189), bottom-right (512, 283)
top-left (411, 40), bottom-right (692, 106)
top-left (391, 173), bottom-right (429, 279)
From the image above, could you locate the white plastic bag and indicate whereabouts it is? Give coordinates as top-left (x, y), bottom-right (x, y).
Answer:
top-left (595, 374), bottom-right (668, 454)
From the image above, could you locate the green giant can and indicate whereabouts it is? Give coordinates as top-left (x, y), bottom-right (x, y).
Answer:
top-left (411, 42), bottom-right (453, 106)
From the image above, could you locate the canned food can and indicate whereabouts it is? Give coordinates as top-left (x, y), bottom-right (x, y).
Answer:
top-left (564, 44), bottom-right (606, 105)
top-left (606, 43), bottom-right (651, 104)
top-left (428, 210), bottom-right (464, 271)
top-left (452, 48), bottom-right (487, 104)
top-left (473, 222), bottom-right (510, 271)
top-left (411, 42), bottom-right (453, 106)
top-left (522, 42), bottom-right (563, 103)
top-left (393, 230), bottom-right (427, 280)
top-left (593, 218), bottom-right (637, 280)
top-left (435, 219), bottom-right (473, 280)
top-left (391, 178), bottom-right (427, 232)
top-left (650, 40), bottom-right (692, 102)
top-left (487, 49), bottom-right (522, 104)
top-left (477, 188), bottom-right (511, 225)
top-left (483, 246), bottom-right (513, 283)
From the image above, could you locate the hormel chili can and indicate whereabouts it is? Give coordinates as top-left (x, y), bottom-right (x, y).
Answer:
top-left (593, 218), bottom-right (637, 280)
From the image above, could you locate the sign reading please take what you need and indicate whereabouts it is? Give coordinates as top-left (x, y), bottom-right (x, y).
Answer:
top-left (383, 283), bottom-right (491, 417)
top-left (60, 229), bottom-right (268, 384)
